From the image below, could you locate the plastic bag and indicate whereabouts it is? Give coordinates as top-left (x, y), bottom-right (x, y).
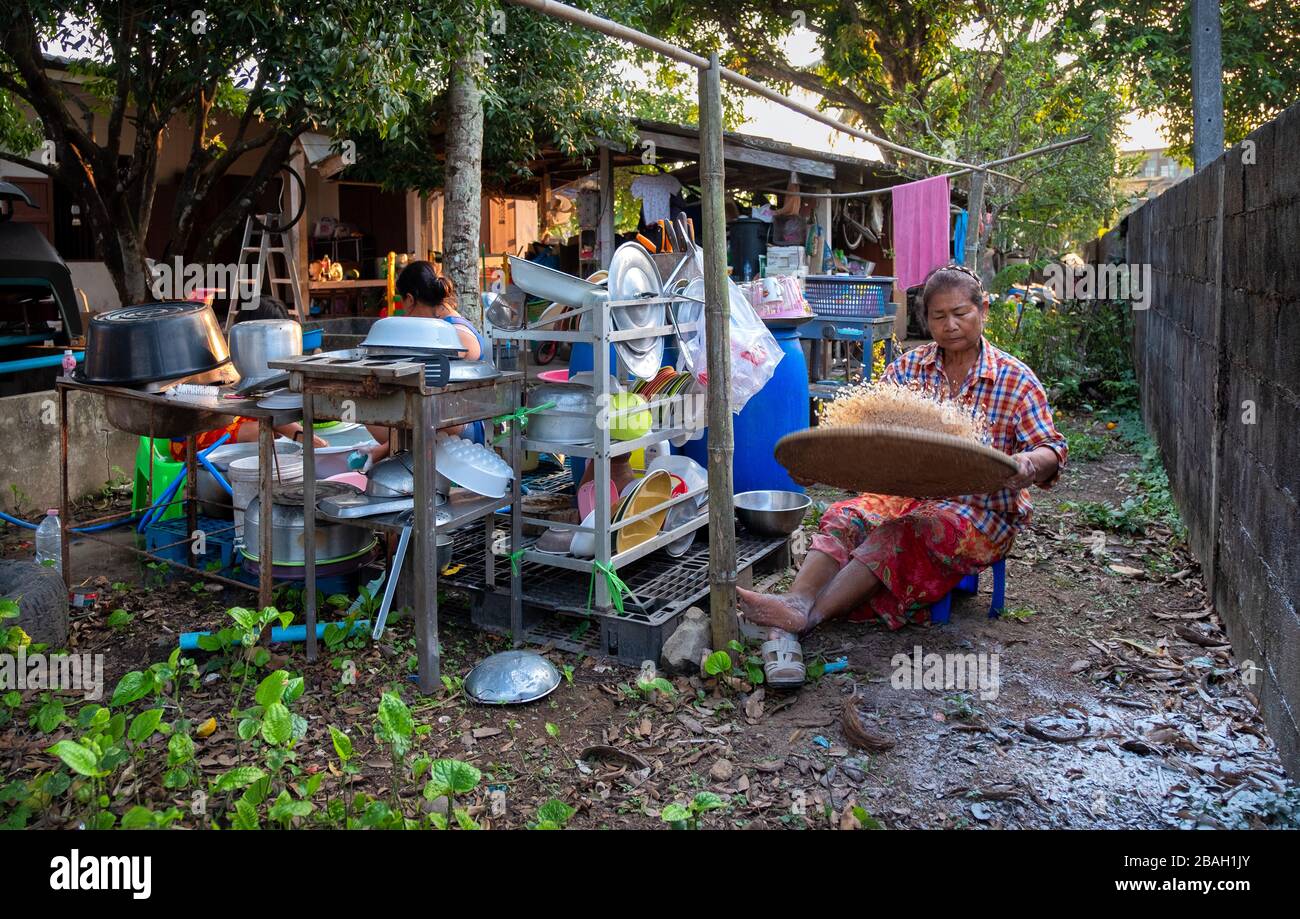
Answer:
top-left (677, 275), bottom-right (783, 414)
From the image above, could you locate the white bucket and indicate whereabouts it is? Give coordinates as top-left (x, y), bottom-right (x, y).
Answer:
top-left (229, 453), bottom-right (304, 538)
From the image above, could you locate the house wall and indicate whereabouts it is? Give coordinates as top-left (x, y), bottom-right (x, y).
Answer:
top-left (1107, 101), bottom-right (1300, 777)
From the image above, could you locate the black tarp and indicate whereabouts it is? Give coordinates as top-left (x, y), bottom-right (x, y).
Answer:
top-left (0, 181), bottom-right (82, 338)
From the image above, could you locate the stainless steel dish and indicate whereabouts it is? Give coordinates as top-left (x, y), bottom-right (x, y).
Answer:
top-left (446, 360), bottom-right (500, 382)
top-left (242, 482), bottom-right (376, 564)
top-left (366, 451), bottom-right (415, 497)
top-left (198, 440), bottom-right (303, 517)
top-left (734, 490), bottom-right (812, 538)
top-left (526, 381), bottom-right (596, 445)
top-left (363, 316), bottom-right (466, 356)
top-left (508, 256), bottom-right (602, 307)
top-left (608, 242), bottom-right (664, 354)
top-left (230, 318), bottom-right (302, 391)
top-left (465, 650), bottom-right (561, 705)
top-left (82, 301), bottom-right (230, 386)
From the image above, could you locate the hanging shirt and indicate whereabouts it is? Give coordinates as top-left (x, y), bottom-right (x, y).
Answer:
top-left (630, 174), bottom-right (682, 225)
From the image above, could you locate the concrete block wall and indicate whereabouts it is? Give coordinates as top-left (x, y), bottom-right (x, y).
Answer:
top-left (0, 390), bottom-right (137, 516)
top-left (1120, 101), bottom-right (1300, 775)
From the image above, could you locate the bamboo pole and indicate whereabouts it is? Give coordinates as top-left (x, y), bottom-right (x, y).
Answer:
top-left (699, 53), bottom-right (738, 651)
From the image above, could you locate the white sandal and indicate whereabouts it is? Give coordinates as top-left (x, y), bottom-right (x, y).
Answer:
top-left (761, 631), bottom-right (806, 688)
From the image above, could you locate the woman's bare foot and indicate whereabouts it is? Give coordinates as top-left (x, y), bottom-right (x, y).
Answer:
top-left (736, 587), bottom-right (812, 634)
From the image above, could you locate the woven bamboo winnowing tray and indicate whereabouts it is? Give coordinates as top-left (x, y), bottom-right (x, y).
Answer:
top-left (775, 424), bottom-right (1018, 498)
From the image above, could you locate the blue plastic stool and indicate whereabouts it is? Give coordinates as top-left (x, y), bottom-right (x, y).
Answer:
top-left (929, 558), bottom-right (1006, 624)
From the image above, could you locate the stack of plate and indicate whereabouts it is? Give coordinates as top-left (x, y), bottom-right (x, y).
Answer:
top-left (629, 366), bottom-right (695, 401)
top-left (608, 243), bottom-right (665, 380)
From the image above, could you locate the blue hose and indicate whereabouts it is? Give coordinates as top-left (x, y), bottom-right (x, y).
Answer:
top-left (0, 508), bottom-right (142, 533)
top-left (179, 619), bottom-right (371, 650)
top-left (138, 432), bottom-right (232, 532)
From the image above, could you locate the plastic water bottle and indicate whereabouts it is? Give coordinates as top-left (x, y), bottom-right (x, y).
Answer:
top-left (35, 509), bottom-right (62, 573)
top-left (61, 349), bottom-right (76, 376)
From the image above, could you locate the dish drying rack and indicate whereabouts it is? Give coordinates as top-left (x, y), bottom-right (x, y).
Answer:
top-left (492, 267), bottom-right (710, 614)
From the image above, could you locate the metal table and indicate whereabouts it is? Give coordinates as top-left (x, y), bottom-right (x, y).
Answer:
top-left (271, 351), bottom-right (523, 692)
top-left (54, 378), bottom-right (287, 607)
top-left (798, 314), bottom-right (896, 386)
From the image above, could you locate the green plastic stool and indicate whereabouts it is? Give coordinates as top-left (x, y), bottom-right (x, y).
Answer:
top-left (132, 437), bottom-right (185, 522)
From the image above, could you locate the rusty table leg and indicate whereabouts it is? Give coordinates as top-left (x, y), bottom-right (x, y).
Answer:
top-left (302, 383), bottom-right (318, 662)
top-left (257, 418), bottom-right (274, 611)
top-left (185, 435), bottom-right (198, 566)
top-left (58, 386), bottom-right (70, 588)
top-left (412, 391), bottom-right (441, 692)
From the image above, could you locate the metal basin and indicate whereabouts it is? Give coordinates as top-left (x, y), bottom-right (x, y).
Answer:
top-left (104, 395), bottom-right (226, 438)
top-left (83, 301), bottom-right (230, 386)
top-left (507, 256), bottom-right (601, 307)
top-left (526, 381), bottom-right (596, 445)
top-left (465, 650), bottom-right (561, 705)
top-left (734, 490), bottom-right (811, 538)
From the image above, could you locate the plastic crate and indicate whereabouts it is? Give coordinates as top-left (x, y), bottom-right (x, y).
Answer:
top-left (144, 515), bottom-right (240, 571)
top-left (803, 275), bottom-right (897, 319)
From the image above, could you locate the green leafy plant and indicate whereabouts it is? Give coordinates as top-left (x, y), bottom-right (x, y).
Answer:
top-left (703, 650), bottom-right (732, 678)
top-left (531, 798), bottom-right (577, 830)
top-left (660, 791), bottom-right (729, 830)
top-left (422, 758), bottom-right (482, 830)
top-left (107, 608), bottom-right (134, 631)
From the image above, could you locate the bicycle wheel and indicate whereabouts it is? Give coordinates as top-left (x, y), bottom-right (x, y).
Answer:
top-left (248, 166), bottom-right (307, 233)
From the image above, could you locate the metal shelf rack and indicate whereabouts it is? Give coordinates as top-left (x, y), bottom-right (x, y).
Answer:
top-left (493, 283), bottom-right (710, 613)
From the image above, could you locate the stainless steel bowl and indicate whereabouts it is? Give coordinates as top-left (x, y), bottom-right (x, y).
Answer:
top-left (734, 490), bottom-right (811, 538)
top-left (436, 534), bottom-right (454, 571)
top-left (230, 318), bottom-right (302, 388)
top-left (464, 650), bottom-right (561, 705)
top-left (363, 316), bottom-right (465, 355)
top-left (366, 452), bottom-right (415, 497)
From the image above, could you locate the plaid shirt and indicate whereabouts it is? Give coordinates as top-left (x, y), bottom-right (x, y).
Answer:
top-left (880, 336), bottom-right (1067, 551)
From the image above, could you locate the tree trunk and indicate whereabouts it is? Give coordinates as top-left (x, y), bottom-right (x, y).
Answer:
top-left (442, 45), bottom-right (485, 325)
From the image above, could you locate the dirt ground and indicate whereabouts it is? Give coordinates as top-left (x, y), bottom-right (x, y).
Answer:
top-left (2, 417), bottom-right (1296, 830)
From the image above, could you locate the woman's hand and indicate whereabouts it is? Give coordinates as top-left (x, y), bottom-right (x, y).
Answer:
top-left (1005, 452), bottom-right (1038, 490)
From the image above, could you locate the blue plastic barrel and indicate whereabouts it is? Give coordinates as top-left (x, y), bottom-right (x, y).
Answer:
top-left (681, 324), bottom-right (808, 493)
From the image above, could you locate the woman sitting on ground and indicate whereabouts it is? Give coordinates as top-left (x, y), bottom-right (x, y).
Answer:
top-left (737, 264), bottom-right (1068, 682)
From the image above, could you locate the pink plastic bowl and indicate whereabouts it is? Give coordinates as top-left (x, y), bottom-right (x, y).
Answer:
top-left (538, 369), bottom-right (570, 384)
top-left (577, 479), bottom-right (620, 519)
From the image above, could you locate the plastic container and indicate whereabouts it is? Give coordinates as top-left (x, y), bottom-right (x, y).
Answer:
top-left (728, 217), bottom-right (768, 282)
top-left (681, 324), bottom-right (808, 494)
top-left (229, 454), bottom-right (304, 538)
top-left (803, 275), bottom-right (897, 319)
top-left (35, 509), bottom-right (61, 573)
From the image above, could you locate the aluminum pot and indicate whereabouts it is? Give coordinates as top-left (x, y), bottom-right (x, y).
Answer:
top-left (230, 318), bottom-right (302, 388)
top-left (526, 382), bottom-right (596, 445)
top-left (197, 440), bottom-right (303, 518)
top-left (242, 494), bottom-right (374, 564)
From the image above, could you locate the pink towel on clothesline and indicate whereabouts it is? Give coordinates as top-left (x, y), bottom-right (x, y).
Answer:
top-left (891, 175), bottom-right (952, 291)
